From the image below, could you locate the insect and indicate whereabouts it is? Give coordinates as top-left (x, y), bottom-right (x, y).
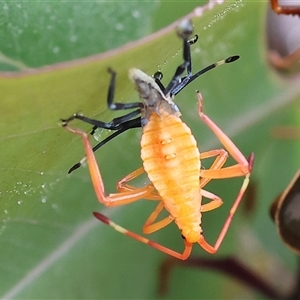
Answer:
top-left (270, 0), bottom-right (300, 15)
top-left (61, 19), bottom-right (254, 260)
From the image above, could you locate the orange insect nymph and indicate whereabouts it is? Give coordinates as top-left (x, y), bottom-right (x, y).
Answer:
top-left (61, 19), bottom-right (254, 260)
top-left (130, 69), bottom-right (202, 245)
top-left (141, 112), bottom-right (201, 244)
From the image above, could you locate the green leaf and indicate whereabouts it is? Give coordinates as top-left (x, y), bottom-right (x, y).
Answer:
top-left (0, 1), bottom-right (159, 70)
top-left (1, 1), bottom-right (300, 299)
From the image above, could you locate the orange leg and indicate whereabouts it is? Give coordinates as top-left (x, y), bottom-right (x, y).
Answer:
top-left (198, 176), bottom-right (250, 253)
top-left (200, 189), bottom-right (223, 212)
top-left (117, 167), bottom-right (161, 201)
top-left (199, 150), bottom-right (226, 212)
top-left (199, 149), bottom-right (228, 188)
top-left (93, 194), bottom-right (189, 259)
top-left (197, 91), bottom-right (254, 179)
top-left (195, 91), bottom-right (254, 253)
top-left (142, 202), bottom-right (174, 234)
top-left (93, 211), bottom-right (192, 260)
top-left (63, 124), bottom-right (155, 206)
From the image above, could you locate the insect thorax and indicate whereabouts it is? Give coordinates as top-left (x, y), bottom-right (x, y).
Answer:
top-left (129, 68), bottom-right (181, 125)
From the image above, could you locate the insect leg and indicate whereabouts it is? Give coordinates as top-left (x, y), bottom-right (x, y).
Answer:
top-left (117, 167), bottom-right (160, 200)
top-left (153, 31), bottom-right (198, 95)
top-left (199, 149), bottom-right (229, 188)
top-left (143, 202), bottom-right (174, 234)
top-left (197, 91), bottom-right (254, 178)
top-left (61, 67), bottom-right (143, 128)
top-left (61, 67), bottom-right (144, 173)
top-left (195, 91), bottom-right (254, 253)
top-left (198, 172), bottom-right (251, 254)
top-left (200, 189), bottom-right (223, 212)
top-left (165, 22), bottom-right (194, 95)
top-left (106, 68), bottom-right (142, 110)
top-left (153, 71), bottom-right (166, 94)
top-left (67, 117), bottom-right (141, 174)
top-left (172, 56), bottom-right (239, 96)
top-left (61, 109), bottom-right (140, 133)
top-left (93, 211), bottom-right (193, 260)
top-left (63, 124), bottom-right (154, 206)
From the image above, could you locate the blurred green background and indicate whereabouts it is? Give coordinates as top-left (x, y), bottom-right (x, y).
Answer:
top-left (1, 1), bottom-right (300, 299)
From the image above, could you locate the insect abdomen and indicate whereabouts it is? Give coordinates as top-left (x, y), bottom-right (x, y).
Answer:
top-left (141, 113), bottom-right (202, 241)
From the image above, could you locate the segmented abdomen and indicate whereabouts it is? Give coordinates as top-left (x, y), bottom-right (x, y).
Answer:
top-left (141, 112), bottom-right (202, 241)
